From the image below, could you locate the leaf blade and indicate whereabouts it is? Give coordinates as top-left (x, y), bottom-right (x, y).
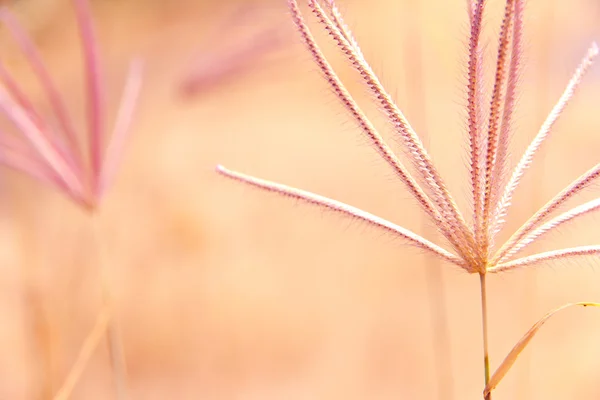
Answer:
top-left (484, 302), bottom-right (600, 397)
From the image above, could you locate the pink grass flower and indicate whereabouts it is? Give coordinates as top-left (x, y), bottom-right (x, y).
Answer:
top-left (217, 0), bottom-right (600, 275)
top-left (0, 0), bottom-right (143, 210)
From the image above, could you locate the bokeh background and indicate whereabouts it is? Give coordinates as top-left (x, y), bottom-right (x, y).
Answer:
top-left (0, 0), bottom-right (599, 399)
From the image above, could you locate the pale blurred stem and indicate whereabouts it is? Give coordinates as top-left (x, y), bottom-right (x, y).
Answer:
top-left (404, 1), bottom-right (453, 397)
top-left (89, 213), bottom-right (128, 400)
top-left (22, 262), bottom-right (54, 400)
top-left (19, 204), bottom-right (55, 399)
top-left (479, 272), bottom-right (491, 400)
top-left (519, 3), bottom-right (553, 398)
top-left (424, 263), bottom-right (454, 399)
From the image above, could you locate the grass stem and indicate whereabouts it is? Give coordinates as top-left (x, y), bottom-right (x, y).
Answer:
top-left (479, 272), bottom-right (491, 400)
top-left (24, 275), bottom-right (54, 399)
top-left (425, 262), bottom-right (454, 400)
top-left (90, 214), bottom-right (129, 400)
top-left (403, 0), bottom-right (454, 397)
top-left (18, 207), bottom-right (56, 400)
top-left (53, 306), bottom-right (110, 400)
top-left (102, 284), bottom-right (128, 400)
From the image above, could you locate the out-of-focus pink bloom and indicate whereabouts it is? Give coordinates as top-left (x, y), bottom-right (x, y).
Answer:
top-left (180, 3), bottom-right (290, 97)
top-left (0, 0), bottom-right (143, 210)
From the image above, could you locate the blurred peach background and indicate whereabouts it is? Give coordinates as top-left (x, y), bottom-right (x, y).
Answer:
top-left (0, 0), bottom-right (599, 399)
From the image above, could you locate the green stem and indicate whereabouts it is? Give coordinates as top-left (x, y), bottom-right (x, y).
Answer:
top-left (479, 272), bottom-right (491, 400)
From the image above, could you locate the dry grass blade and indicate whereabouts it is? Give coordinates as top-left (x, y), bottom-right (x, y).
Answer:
top-left (53, 306), bottom-right (111, 400)
top-left (484, 302), bottom-right (600, 397)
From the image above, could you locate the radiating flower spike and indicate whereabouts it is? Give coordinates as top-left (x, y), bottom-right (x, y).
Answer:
top-left (491, 0), bottom-right (524, 218)
top-left (493, 154), bottom-right (600, 265)
top-left (216, 1), bottom-right (600, 395)
top-left (216, 165), bottom-right (468, 269)
top-left (467, 0), bottom-right (486, 250)
top-left (481, 0), bottom-right (515, 251)
top-left (492, 42), bottom-right (599, 239)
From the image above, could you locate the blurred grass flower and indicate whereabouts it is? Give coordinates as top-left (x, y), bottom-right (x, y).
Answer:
top-left (180, 2), bottom-right (290, 97)
top-left (0, 0), bottom-right (143, 211)
top-left (0, 1), bottom-right (143, 397)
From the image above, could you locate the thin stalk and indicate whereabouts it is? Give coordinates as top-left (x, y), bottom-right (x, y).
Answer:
top-left (22, 263), bottom-right (55, 399)
top-left (519, 3), bottom-right (553, 398)
top-left (53, 306), bottom-right (110, 400)
top-left (89, 214), bottom-right (128, 400)
top-left (16, 197), bottom-right (56, 400)
top-left (424, 262), bottom-right (455, 400)
top-left (403, 0), bottom-right (454, 396)
top-left (479, 272), bottom-right (491, 400)
top-left (103, 281), bottom-right (128, 400)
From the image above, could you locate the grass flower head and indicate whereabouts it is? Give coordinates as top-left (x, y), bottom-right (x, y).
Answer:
top-left (217, 0), bottom-right (600, 397)
top-left (217, 0), bottom-right (600, 280)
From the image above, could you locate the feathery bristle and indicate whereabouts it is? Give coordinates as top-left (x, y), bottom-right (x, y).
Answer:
top-left (73, 0), bottom-right (104, 192)
top-left (217, 0), bottom-right (600, 279)
top-left (0, 8), bottom-right (82, 169)
top-left (482, 0), bottom-right (515, 252)
top-left (290, 0), bottom-right (476, 260)
top-left (491, 245), bottom-right (600, 273)
top-left (216, 165), bottom-right (468, 269)
top-left (0, 0), bottom-right (142, 209)
top-left (491, 0), bottom-right (524, 219)
top-left (501, 198), bottom-right (600, 262)
top-left (492, 42), bottom-right (599, 244)
top-left (214, 1), bottom-right (600, 396)
top-left (307, 0), bottom-right (476, 262)
top-left (494, 156), bottom-right (600, 264)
